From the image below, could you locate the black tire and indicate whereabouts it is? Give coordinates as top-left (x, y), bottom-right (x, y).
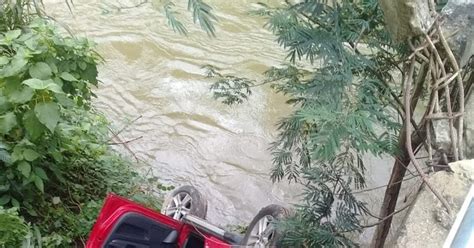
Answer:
top-left (241, 204), bottom-right (289, 247)
top-left (161, 185), bottom-right (207, 220)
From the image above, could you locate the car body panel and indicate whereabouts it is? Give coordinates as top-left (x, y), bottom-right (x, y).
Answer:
top-left (86, 194), bottom-right (232, 248)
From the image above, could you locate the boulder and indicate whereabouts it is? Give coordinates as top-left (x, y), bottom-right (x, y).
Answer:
top-left (393, 160), bottom-right (474, 247)
top-left (439, 0), bottom-right (474, 159)
top-left (441, 0), bottom-right (474, 67)
top-left (379, 0), bottom-right (435, 41)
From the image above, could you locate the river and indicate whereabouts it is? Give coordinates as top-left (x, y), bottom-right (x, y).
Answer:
top-left (45, 2), bottom-right (411, 244)
top-left (45, 0), bottom-right (302, 226)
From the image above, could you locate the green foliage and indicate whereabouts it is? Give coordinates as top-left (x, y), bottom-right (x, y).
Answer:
top-left (0, 0), bottom-right (42, 32)
top-left (209, 0), bottom-right (406, 246)
top-left (160, 0), bottom-right (217, 36)
top-left (0, 19), bottom-right (100, 210)
top-left (265, 1), bottom-right (404, 246)
top-left (0, 20), bottom-right (161, 246)
top-left (266, 0), bottom-right (406, 245)
top-left (0, 207), bottom-right (29, 248)
top-left (204, 65), bottom-right (255, 105)
top-left (187, 0), bottom-right (217, 36)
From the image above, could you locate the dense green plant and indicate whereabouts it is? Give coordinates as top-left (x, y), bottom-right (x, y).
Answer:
top-left (0, 19), bottom-right (101, 210)
top-left (0, 207), bottom-right (28, 247)
top-left (0, 0), bottom-right (47, 32)
top-left (0, 20), bottom-right (161, 246)
top-left (207, 0), bottom-right (407, 246)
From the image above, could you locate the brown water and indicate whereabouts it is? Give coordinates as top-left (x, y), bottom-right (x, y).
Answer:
top-left (45, 0), bottom-right (302, 226)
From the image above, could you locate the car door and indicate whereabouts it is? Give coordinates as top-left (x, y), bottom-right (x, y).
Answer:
top-left (86, 194), bottom-right (183, 248)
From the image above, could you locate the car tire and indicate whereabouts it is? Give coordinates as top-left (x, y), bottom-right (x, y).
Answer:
top-left (241, 204), bottom-right (289, 247)
top-left (161, 185), bottom-right (207, 221)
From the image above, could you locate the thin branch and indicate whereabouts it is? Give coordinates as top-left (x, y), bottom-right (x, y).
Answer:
top-left (425, 33), bottom-right (458, 161)
top-left (108, 136), bottom-right (143, 145)
top-left (110, 0), bottom-right (148, 11)
top-left (360, 196), bottom-right (416, 229)
top-left (410, 62), bottom-right (429, 112)
top-left (348, 174), bottom-right (419, 195)
top-left (404, 56), bottom-right (453, 215)
top-left (436, 22), bottom-right (465, 159)
top-left (340, 193), bottom-right (418, 233)
top-left (107, 115), bottom-right (142, 142)
top-left (107, 127), bottom-right (140, 162)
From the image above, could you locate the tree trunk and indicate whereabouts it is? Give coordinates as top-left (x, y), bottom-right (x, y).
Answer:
top-left (372, 124), bottom-right (425, 247)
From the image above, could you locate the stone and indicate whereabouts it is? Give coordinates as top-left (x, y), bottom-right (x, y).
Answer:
top-left (450, 159), bottom-right (474, 180)
top-left (440, 0), bottom-right (474, 159)
top-left (441, 1), bottom-right (474, 67)
top-left (432, 119), bottom-right (456, 152)
top-left (393, 160), bottom-right (474, 247)
top-left (379, 0), bottom-right (435, 41)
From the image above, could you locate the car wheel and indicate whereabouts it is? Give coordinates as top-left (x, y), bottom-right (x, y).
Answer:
top-left (161, 185), bottom-right (207, 220)
top-left (241, 204), bottom-right (289, 248)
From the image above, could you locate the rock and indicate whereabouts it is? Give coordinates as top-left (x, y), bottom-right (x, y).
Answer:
top-left (393, 160), bottom-right (474, 247)
top-left (450, 159), bottom-right (474, 180)
top-left (441, 1), bottom-right (474, 67)
top-left (440, 0), bottom-right (474, 159)
top-left (379, 0), bottom-right (435, 41)
top-left (435, 204), bottom-right (454, 229)
top-left (432, 119), bottom-right (456, 153)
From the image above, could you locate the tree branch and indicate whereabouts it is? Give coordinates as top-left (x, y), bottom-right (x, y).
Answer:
top-left (404, 56), bottom-right (452, 216)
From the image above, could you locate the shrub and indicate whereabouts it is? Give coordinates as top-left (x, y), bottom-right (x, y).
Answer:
top-left (0, 20), bottom-right (160, 246)
top-left (0, 207), bottom-right (29, 248)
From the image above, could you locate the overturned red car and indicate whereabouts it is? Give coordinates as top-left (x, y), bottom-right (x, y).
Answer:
top-left (86, 185), bottom-right (289, 248)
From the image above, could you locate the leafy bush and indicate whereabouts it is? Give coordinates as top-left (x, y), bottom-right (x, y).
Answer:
top-left (0, 0), bottom-right (41, 32)
top-left (0, 20), bottom-right (161, 246)
top-left (0, 19), bottom-right (101, 211)
top-left (0, 207), bottom-right (29, 248)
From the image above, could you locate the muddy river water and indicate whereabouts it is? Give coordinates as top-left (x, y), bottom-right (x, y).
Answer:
top-left (45, 1), bottom-right (399, 236)
top-left (45, 0), bottom-right (303, 226)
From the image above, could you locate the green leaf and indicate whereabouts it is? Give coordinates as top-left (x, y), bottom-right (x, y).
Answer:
top-left (45, 58), bottom-right (59, 74)
top-left (33, 176), bottom-right (44, 193)
top-left (25, 38), bottom-right (38, 51)
top-left (7, 86), bottom-right (34, 104)
top-left (27, 208), bottom-right (38, 217)
top-left (78, 61), bottom-right (87, 70)
top-left (22, 78), bottom-right (46, 89)
top-left (5, 30), bottom-right (22, 40)
top-left (11, 197), bottom-right (20, 208)
top-left (23, 149), bottom-right (40, 162)
top-left (11, 146), bottom-right (23, 162)
top-left (0, 150), bottom-right (11, 164)
top-left (0, 183), bottom-right (10, 192)
top-left (55, 93), bottom-right (75, 108)
top-left (51, 150), bottom-right (63, 162)
top-left (33, 167), bottom-right (48, 180)
top-left (0, 56), bottom-right (9, 65)
top-left (17, 161), bottom-right (31, 178)
top-left (29, 62), bottom-right (53, 80)
top-left (22, 78), bottom-right (63, 93)
top-left (0, 194), bottom-right (11, 205)
top-left (0, 96), bottom-right (11, 114)
top-left (23, 110), bottom-right (45, 141)
top-left (2, 56), bottom-right (28, 78)
top-left (34, 102), bottom-right (60, 133)
top-left (83, 65), bottom-right (99, 85)
top-left (0, 112), bottom-right (17, 134)
top-left (60, 72), bottom-right (77, 81)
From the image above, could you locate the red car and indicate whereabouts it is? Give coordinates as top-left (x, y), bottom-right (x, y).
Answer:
top-left (86, 186), bottom-right (289, 248)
